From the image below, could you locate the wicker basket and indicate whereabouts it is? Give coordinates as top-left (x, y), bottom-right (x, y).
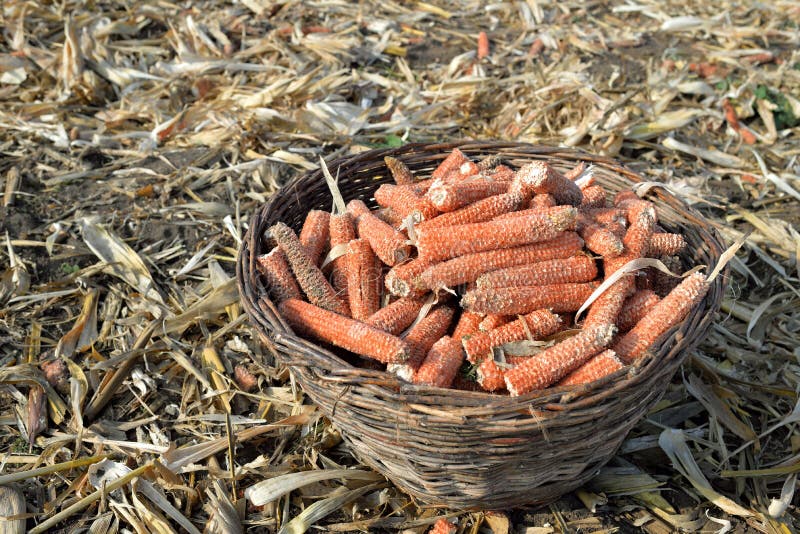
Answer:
top-left (236, 141), bottom-right (727, 510)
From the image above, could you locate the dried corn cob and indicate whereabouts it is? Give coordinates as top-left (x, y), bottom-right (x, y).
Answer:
top-left (415, 192), bottom-right (525, 230)
top-left (416, 207), bottom-right (577, 263)
top-left (388, 305), bottom-right (455, 380)
top-left (617, 290), bottom-right (661, 331)
top-left (477, 358), bottom-right (506, 391)
top-left (384, 156), bottom-right (414, 185)
top-left (328, 213), bottom-right (356, 295)
top-left (364, 297), bottom-right (426, 335)
top-left (452, 311), bottom-right (483, 340)
top-left (613, 272), bottom-right (709, 363)
top-left (557, 349), bottom-right (624, 386)
top-left (270, 222), bottom-right (349, 315)
top-left (580, 184), bottom-right (608, 208)
top-left (442, 160), bottom-right (481, 182)
top-left (475, 255), bottom-right (598, 290)
top-left (385, 258), bottom-right (432, 297)
top-left (582, 279), bottom-right (630, 329)
top-left (426, 180), bottom-right (509, 212)
top-left (462, 282), bottom-right (598, 315)
top-left (614, 191), bottom-right (657, 224)
top-left (564, 161), bottom-right (587, 181)
top-left (346, 239), bottom-right (383, 320)
top-left (279, 298), bottom-right (409, 363)
top-left (346, 199), bottom-right (411, 266)
top-left (432, 148), bottom-right (471, 180)
top-left (299, 210), bottom-right (331, 266)
top-left (256, 247), bottom-right (302, 303)
top-left (419, 232), bottom-right (584, 290)
top-left (374, 183), bottom-right (438, 222)
top-left (622, 203), bottom-right (657, 257)
top-left (486, 164), bottom-right (515, 181)
top-left (478, 313), bottom-right (512, 332)
top-left (414, 335), bottom-right (464, 387)
top-left (514, 160), bottom-right (583, 206)
top-left (493, 204), bottom-right (575, 222)
top-left (464, 309), bottom-right (561, 363)
top-left (373, 207), bottom-right (405, 229)
top-left (577, 213), bottom-right (624, 258)
top-left (584, 207), bottom-right (628, 228)
top-left (504, 324), bottom-right (616, 396)
top-left (529, 193), bottom-right (556, 209)
top-left (428, 518), bottom-right (457, 534)
top-left (646, 233), bottom-right (687, 257)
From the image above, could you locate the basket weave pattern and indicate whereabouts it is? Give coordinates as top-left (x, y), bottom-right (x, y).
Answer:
top-left (236, 142), bottom-right (727, 509)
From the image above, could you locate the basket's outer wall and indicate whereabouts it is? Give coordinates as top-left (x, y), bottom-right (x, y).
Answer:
top-left (236, 142), bottom-right (728, 509)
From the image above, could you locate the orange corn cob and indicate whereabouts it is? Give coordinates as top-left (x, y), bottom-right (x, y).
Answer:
top-left (514, 160), bottom-right (584, 206)
top-left (414, 335), bottom-right (464, 387)
top-left (426, 180), bottom-right (509, 212)
top-left (529, 193), bottom-right (556, 209)
top-left (279, 298), bottom-right (409, 363)
top-left (384, 156), bottom-right (414, 185)
top-left (388, 305), bottom-right (455, 380)
top-left (464, 309), bottom-right (561, 363)
top-left (256, 247), bottom-right (302, 303)
top-left (580, 184), bottom-right (608, 208)
top-left (617, 289), bottom-right (661, 331)
top-left (418, 231), bottom-right (584, 290)
top-left (452, 311), bottom-right (483, 340)
top-left (493, 204), bottom-right (575, 222)
top-left (373, 207), bottom-right (405, 229)
top-left (504, 324), bottom-right (616, 396)
top-left (415, 192), bottom-right (525, 230)
top-left (622, 204), bottom-right (656, 257)
top-left (374, 183), bottom-right (438, 222)
top-left (346, 239), bottom-right (383, 320)
top-left (364, 296), bottom-right (425, 335)
top-left (328, 213), bottom-right (356, 295)
top-left (270, 222), bottom-right (349, 315)
top-left (299, 210), bottom-right (331, 266)
top-left (477, 358), bottom-right (506, 391)
top-left (564, 161), bottom-right (587, 181)
top-left (646, 233), bottom-right (687, 257)
top-left (613, 272), bottom-right (709, 363)
top-left (442, 160), bottom-right (481, 182)
top-left (477, 31), bottom-right (490, 59)
top-left (505, 354), bottom-right (533, 366)
top-left (462, 282), bottom-right (598, 315)
top-left (486, 164), bottom-right (515, 181)
top-left (475, 255), bottom-right (598, 290)
top-left (346, 199), bottom-right (411, 266)
top-left (582, 278), bottom-right (630, 329)
top-left (416, 207), bottom-right (577, 263)
top-left (557, 349), bottom-right (624, 386)
top-left (478, 313), bottom-right (512, 332)
top-left (614, 192), bottom-right (657, 224)
top-left (584, 207), bottom-right (628, 228)
top-left (577, 213), bottom-right (624, 258)
top-left (428, 518), bottom-right (457, 534)
top-left (385, 257), bottom-right (432, 297)
top-left (432, 148), bottom-right (471, 180)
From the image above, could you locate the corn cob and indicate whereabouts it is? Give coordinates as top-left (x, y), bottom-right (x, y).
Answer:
top-left (385, 257), bottom-right (432, 297)
top-left (426, 180), bottom-right (509, 212)
top-left (617, 289), bottom-right (661, 331)
top-left (346, 239), bottom-right (383, 320)
top-left (529, 193), bottom-right (556, 209)
top-left (364, 297), bottom-right (426, 335)
top-left (413, 335), bottom-right (464, 387)
top-left (270, 222), bottom-right (349, 315)
top-left (279, 298), bottom-right (409, 363)
top-left (493, 204), bottom-right (575, 222)
top-left (478, 313), bottom-right (512, 332)
top-left (504, 324), bottom-right (616, 396)
top-left (416, 207), bottom-right (577, 263)
top-left (442, 160), bottom-right (481, 182)
top-left (464, 309), bottom-right (561, 362)
top-left (298, 210), bottom-right (331, 266)
top-left (432, 148), bottom-right (471, 180)
top-left (646, 233), bottom-right (687, 257)
top-left (580, 184), bottom-right (608, 208)
top-left (374, 183), bottom-right (438, 222)
top-left (373, 207), bottom-right (405, 229)
top-left (462, 282), bottom-right (598, 315)
top-left (346, 199), bottom-right (411, 266)
top-left (622, 203), bottom-right (657, 257)
top-left (564, 161), bottom-right (587, 181)
top-left (388, 305), bottom-right (455, 380)
top-left (577, 213), bottom-right (624, 258)
top-left (475, 255), bottom-right (598, 290)
top-left (418, 232), bottom-right (584, 290)
top-left (557, 349), bottom-right (624, 386)
top-left (415, 192), bottom-right (525, 230)
top-left (328, 213), bottom-right (356, 295)
top-left (384, 156), bottom-right (414, 185)
top-left (583, 207), bottom-right (628, 228)
top-left (486, 164), bottom-right (515, 181)
top-left (255, 247), bottom-right (302, 303)
top-left (614, 191), bottom-right (657, 224)
top-left (613, 272), bottom-right (709, 363)
top-left (428, 518), bottom-right (457, 534)
top-left (477, 358), bottom-right (506, 391)
top-left (582, 278), bottom-right (630, 329)
top-left (514, 160), bottom-right (584, 206)
top-left (452, 311), bottom-right (483, 340)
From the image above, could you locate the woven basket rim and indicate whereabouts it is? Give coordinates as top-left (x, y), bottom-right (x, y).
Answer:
top-left (236, 140), bottom-right (728, 415)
